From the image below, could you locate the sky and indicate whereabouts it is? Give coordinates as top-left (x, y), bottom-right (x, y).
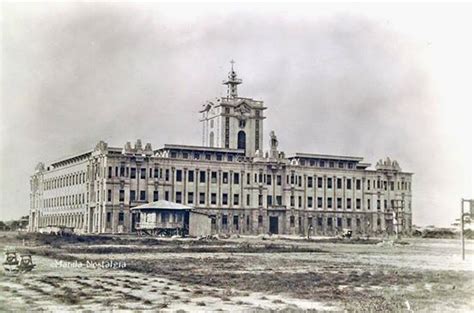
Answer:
top-left (0, 2), bottom-right (472, 226)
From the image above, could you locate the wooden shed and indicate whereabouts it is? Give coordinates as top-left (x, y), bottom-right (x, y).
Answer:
top-left (131, 200), bottom-right (211, 237)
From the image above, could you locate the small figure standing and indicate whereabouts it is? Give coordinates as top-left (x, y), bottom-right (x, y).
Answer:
top-left (307, 224), bottom-right (313, 240)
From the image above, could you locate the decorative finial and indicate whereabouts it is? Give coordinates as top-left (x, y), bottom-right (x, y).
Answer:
top-left (223, 60), bottom-right (242, 98)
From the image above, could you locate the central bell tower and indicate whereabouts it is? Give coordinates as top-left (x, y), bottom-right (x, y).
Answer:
top-left (200, 62), bottom-right (266, 157)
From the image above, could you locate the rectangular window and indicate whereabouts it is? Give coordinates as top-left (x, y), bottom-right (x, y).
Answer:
top-left (233, 172), bottom-right (240, 184)
top-left (298, 196), bottom-right (302, 208)
top-left (258, 215), bottom-right (263, 226)
top-left (222, 215), bottom-right (228, 226)
top-left (337, 217), bottom-right (342, 228)
top-left (188, 171), bottom-right (194, 182)
top-left (246, 194), bottom-right (250, 206)
top-left (216, 154), bottom-right (222, 161)
top-left (233, 194), bottom-right (239, 205)
top-left (107, 189), bottom-right (112, 202)
top-left (266, 174), bottom-right (271, 185)
top-left (199, 192), bottom-right (205, 204)
top-left (222, 193), bottom-right (228, 205)
top-left (317, 177), bottom-right (323, 188)
top-left (317, 197), bottom-right (323, 208)
top-left (118, 212), bottom-right (124, 225)
top-left (130, 168), bottom-right (137, 179)
top-left (106, 212), bottom-right (112, 223)
top-left (327, 217), bottom-right (333, 227)
top-left (165, 191), bottom-right (169, 201)
top-left (211, 193), bottom-right (217, 205)
top-left (377, 199), bottom-right (381, 210)
top-left (337, 197), bottom-right (342, 209)
top-left (356, 198), bottom-right (361, 210)
top-left (199, 171), bottom-right (206, 183)
top-left (356, 179), bottom-right (361, 190)
top-left (161, 212), bottom-right (169, 223)
top-left (347, 198), bottom-right (352, 209)
top-left (176, 191), bottom-right (182, 203)
top-left (290, 216), bottom-right (295, 227)
top-left (327, 197), bottom-right (333, 209)
top-left (130, 190), bottom-right (136, 201)
top-left (108, 166), bottom-right (112, 179)
top-left (211, 171), bottom-right (217, 184)
top-left (176, 169), bottom-right (183, 182)
top-left (119, 190), bottom-right (124, 202)
top-left (346, 179), bottom-right (352, 190)
top-left (276, 195), bottom-right (282, 206)
top-left (233, 215), bottom-right (239, 230)
top-left (154, 168), bottom-right (159, 178)
top-left (308, 196), bottom-right (313, 208)
top-left (327, 178), bottom-right (333, 189)
top-left (267, 195), bottom-right (272, 206)
top-left (223, 172), bottom-right (229, 184)
top-left (277, 175), bottom-right (282, 186)
top-left (367, 199), bottom-right (371, 210)
top-left (246, 173), bottom-right (251, 185)
top-left (187, 192), bottom-right (194, 204)
top-left (317, 217), bottom-right (323, 226)
top-left (337, 178), bottom-right (342, 189)
top-left (153, 190), bottom-right (159, 201)
top-left (140, 168), bottom-right (146, 179)
top-left (307, 176), bottom-right (313, 188)
top-left (347, 218), bottom-right (352, 227)
top-left (290, 196), bottom-right (295, 207)
top-left (140, 190), bottom-right (146, 201)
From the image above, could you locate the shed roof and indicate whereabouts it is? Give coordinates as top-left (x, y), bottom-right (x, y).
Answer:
top-left (130, 200), bottom-right (193, 211)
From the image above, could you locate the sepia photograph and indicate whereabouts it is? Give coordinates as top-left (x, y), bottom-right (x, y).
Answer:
top-left (0, 1), bottom-right (472, 312)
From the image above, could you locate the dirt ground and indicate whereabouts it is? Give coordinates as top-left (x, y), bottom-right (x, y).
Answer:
top-left (0, 232), bottom-right (473, 312)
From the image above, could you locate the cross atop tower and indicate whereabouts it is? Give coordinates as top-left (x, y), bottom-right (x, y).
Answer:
top-left (223, 60), bottom-right (242, 98)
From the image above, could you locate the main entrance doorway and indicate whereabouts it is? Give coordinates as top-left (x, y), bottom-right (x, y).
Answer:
top-left (269, 216), bottom-right (279, 234)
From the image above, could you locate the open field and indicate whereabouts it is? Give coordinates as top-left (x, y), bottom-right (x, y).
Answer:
top-left (0, 232), bottom-right (473, 312)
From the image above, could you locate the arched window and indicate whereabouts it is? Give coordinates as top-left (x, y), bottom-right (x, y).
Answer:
top-left (209, 132), bottom-right (215, 147)
top-left (237, 131), bottom-right (246, 151)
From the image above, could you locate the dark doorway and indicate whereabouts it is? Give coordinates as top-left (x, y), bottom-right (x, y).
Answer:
top-left (237, 131), bottom-right (246, 151)
top-left (131, 212), bottom-right (140, 232)
top-left (269, 216), bottom-right (279, 234)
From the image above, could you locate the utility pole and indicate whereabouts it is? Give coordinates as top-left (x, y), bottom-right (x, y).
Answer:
top-left (460, 199), bottom-right (473, 261)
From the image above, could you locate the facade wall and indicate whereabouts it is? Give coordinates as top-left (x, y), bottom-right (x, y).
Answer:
top-left (30, 143), bottom-right (413, 236)
top-left (189, 212), bottom-right (212, 237)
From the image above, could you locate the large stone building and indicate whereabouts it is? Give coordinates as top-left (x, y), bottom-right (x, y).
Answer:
top-left (29, 64), bottom-right (413, 236)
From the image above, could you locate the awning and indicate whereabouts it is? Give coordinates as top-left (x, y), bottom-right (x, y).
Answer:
top-left (130, 200), bottom-right (193, 211)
